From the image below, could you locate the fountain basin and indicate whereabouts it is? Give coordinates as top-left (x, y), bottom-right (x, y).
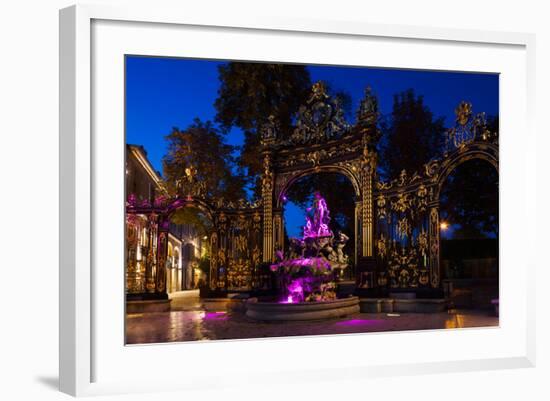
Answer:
top-left (246, 296), bottom-right (360, 321)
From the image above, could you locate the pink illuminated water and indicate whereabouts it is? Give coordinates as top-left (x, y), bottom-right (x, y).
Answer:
top-left (271, 193), bottom-right (337, 304)
top-left (279, 295), bottom-right (295, 304)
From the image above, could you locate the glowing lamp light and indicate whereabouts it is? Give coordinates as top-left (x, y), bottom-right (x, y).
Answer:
top-left (440, 221), bottom-right (449, 230)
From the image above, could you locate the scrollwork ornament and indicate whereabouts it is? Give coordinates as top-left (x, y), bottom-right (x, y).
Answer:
top-left (397, 217), bottom-right (410, 239)
top-left (392, 193), bottom-right (411, 213)
top-left (262, 155), bottom-right (274, 193)
top-left (289, 82), bottom-right (350, 146)
top-left (424, 159), bottom-right (440, 180)
top-left (416, 184), bottom-right (428, 211)
top-left (418, 229), bottom-right (428, 254)
top-left (446, 101), bottom-right (490, 151)
top-left (260, 115), bottom-right (279, 146)
top-left (397, 169), bottom-right (407, 186)
top-left (376, 194), bottom-right (387, 219)
top-left (357, 86), bottom-right (379, 126)
top-left (376, 234), bottom-right (387, 259)
top-left (377, 180), bottom-right (392, 191)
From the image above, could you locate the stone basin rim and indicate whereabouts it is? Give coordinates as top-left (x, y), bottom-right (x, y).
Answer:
top-left (247, 296), bottom-right (360, 312)
top-left (246, 296), bottom-right (360, 321)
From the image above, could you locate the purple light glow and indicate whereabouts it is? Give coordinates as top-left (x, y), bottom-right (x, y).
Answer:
top-left (279, 295), bottom-right (295, 304)
top-left (335, 319), bottom-right (383, 327)
top-left (203, 312), bottom-right (228, 321)
top-left (271, 193), bottom-right (340, 303)
top-left (271, 257), bottom-right (331, 270)
top-left (286, 280), bottom-right (305, 302)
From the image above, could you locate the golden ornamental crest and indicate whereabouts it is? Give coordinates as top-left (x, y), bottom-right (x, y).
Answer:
top-left (455, 101), bottom-right (472, 126)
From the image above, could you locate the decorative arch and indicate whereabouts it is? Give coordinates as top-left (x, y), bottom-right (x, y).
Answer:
top-left (259, 83), bottom-right (381, 263)
top-left (373, 102), bottom-right (499, 292)
top-left (163, 196), bottom-right (216, 223)
top-left (275, 165), bottom-right (362, 209)
top-left (436, 143), bottom-right (498, 197)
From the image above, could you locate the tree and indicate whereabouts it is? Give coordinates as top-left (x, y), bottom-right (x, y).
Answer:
top-left (162, 119), bottom-right (246, 201)
top-left (440, 159), bottom-right (499, 239)
top-left (379, 89), bottom-right (446, 180)
top-left (170, 207), bottom-right (213, 235)
top-left (486, 114), bottom-right (499, 137)
top-left (214, 62), bottom-right (312, 196)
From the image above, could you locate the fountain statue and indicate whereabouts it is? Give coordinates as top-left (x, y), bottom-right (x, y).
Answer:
top-left (270, 192), bottom-right (350, 303)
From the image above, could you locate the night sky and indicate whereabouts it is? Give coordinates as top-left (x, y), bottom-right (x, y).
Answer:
top-left (126, 56), bottom-right (499, 237)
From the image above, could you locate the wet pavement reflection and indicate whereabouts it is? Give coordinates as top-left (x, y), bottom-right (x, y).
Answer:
top-left (125, 294), bottom-right (498, 345)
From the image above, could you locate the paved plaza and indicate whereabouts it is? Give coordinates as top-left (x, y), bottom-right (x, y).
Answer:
top-left (125, 293), bottom-right (498, 344)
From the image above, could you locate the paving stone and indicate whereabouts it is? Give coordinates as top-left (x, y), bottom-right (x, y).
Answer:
top-left (125, 301), bottom-right (498, 344)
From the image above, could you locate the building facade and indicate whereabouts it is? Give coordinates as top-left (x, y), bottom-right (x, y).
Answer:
top-left (126, 144), bottom-right (207, 297)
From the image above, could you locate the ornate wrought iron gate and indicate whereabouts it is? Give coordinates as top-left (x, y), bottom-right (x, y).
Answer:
top-left (125, 83), bottom-right (498, 298)
top-left (126, 196), bottom-right (265, 295)
top-left (372, 102), bottom-right (498, 292)
top-left (259, 82), bottom-right (382, 268)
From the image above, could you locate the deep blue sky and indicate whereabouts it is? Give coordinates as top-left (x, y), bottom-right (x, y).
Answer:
top-left (126, 56), bottom-right (498, 237)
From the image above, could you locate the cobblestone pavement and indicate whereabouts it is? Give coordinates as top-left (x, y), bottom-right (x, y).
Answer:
top-left (126, 294), bottom-right (498, 344)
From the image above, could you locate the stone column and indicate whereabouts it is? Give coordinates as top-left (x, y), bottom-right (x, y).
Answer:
top-left (354, 87), bottom-right (381, 292)
top-left (262, 153), bottom-right (274, 262)
top-left (354, 201), bottom-right (362, 265)
top-left (360, 154), bottom-right (376, 258)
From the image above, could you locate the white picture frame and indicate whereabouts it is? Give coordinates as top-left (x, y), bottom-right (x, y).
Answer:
top-left (59, 4), bottom-right (536, 397)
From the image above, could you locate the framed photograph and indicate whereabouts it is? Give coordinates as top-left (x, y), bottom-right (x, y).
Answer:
top-left (59, 4), bottom-right (536, 397)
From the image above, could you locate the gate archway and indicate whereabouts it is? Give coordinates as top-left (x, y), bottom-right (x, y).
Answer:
top-left (438, 156), bottom-right (499, 306)
top-left (126, 193), bottom-right (264, 295)
top-left (280, 170), bottom-right (360, 273)
top-left (372, 102), bottom-right (498, 293)
top-left (260, 83), bottom-right (381, 268)
top-left (275, 166), bottom-right (362, 209)
top-left (436, 145), bottom-right (498, 198)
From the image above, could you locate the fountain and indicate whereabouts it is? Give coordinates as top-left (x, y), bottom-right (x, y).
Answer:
top-left (246, 192), bottom-right (359, 321)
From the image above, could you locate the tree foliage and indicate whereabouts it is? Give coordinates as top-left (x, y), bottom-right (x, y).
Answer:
top-left (214, 62), bottom-right (312, 195)
top-left (379, 89), bottom-right (446, 180)
top-left (170, 207), bottom-right (213, 235)
top-left (162, 119), bottom-right (246, 201)
top-left (440, 159), bottom-right (498, 239)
